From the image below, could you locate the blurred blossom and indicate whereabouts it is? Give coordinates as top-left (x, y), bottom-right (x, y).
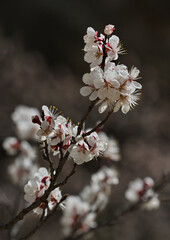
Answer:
top-left (12, 105), bottom-right (40, 140)
top-left (81, 166), bottom-right (119, 211)
top-left (2, 137), bottom-right (20, 155)
top-left (24, 167), bottom-right (63, 215)
top-left (125, 177), bottom-right (160, 210)
top-left (61, 196), bottom-right (96, 236)
top-left (8, 157), bottom-right (38, 186)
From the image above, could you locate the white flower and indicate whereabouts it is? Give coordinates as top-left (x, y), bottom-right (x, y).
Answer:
top-left (114, 64), bottom-right (129, 85)
top-left (84, 27), bottom-right (104, 52)
top-left (70, 131), bottom-right (107, 165)
top-left (114, 92), bottom-right (140, 114)
top-left (70, 139), bottom-right (93, 165)
top-left (24, 168), bottom-right (51, 202)
top-left (49, 116), bottom-right (78, 155)
top-left (11, 105), bottom-right (40, 140)
top-left (128, 66), bottom-right (142, 89)
top-left (104, 24), bottom-right (115, 35)
top-left (37, 120), bottom-right (53, 141)
top-left (84, 27), bottom-right (96, 50)
top-left (2, 137), bottom-right (20, 155)
top-left (61, 196), bottom-right (96, 236)
top-left (24, 167), bottom-right (64, 215)
top-left (50, 115), bottom-right (69, 145)
top-left (86, 131), bottom-right (108, 157)
top-left (98, 132), bottom-right (120, 161)
top-left (106, 35), bottom-right (122, 61)
top-left (36, 105), bottom-right (57, 141)
top-left (80, 67), bottom-right (104, 101)
top-left (96, 63), bottom-right (120, 113)
top-left (34, 167), bottom-right (51, 190)
top-left (84, 45), bottom-right (103, 68)
top-left (48, 188), bottom-right (63, 210)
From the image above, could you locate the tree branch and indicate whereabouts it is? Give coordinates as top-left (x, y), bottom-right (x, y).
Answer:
top-left (83, 110), bottom-right (113, 137)
top-left (77, 100), bottom-right (98, 136)
top-left (17, 195), bottom-right (67, 240)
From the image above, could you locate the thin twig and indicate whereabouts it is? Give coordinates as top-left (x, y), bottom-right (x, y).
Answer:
top-left (43, 140), bottom-right (54, 177)
top-left (83, 110), bottom-right (113, 137)
top-left (54, 163), bottom-right (77, 189)
top-left (77, 100), bottom-right (98, 136)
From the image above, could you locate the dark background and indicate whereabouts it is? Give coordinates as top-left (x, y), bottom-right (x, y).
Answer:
top-left (0, 0), bottom-right (170, 239)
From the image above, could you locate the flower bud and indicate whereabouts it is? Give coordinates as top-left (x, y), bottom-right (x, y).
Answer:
top-left (32, 115), bottom-right (41, 125)
top-left (104, 24), bottom-right (115, 35)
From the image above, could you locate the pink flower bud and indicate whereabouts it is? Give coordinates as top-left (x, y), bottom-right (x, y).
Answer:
top-left (104, 24), bottom-right (115, 35)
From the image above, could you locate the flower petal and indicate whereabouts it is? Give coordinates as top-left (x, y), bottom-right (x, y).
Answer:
top-left (80, 86), bottom-right (92, 96)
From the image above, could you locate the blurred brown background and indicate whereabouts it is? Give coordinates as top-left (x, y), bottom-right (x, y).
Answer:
top-left (0, 0), bottom-right (170, 239)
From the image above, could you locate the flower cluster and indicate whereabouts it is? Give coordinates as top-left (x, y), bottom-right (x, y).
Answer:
top-left (81, 25), bottom-right (142, 114)
top-left (33, 106), bottom-right (108, 165)
top-left (61, 166), bottom-right (118, 236)
top-left (32, 105), bottom-right (77, 156)
top-left (24, 167), bottom-right (63, 215)
top-left (125, 177), bottom-right (160, 210)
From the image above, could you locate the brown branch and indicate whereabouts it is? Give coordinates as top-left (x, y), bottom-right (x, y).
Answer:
top-left (77, 100), bottom-right (98, 136)
top-left (83, 109), bottom-right (113, 137)
top-left (154, 172), bottom-right (170, 192)
top-left (43, 140), bottom-right (54, 177)
top-left (0, 151), bottom-right (70, 231)
top-left (17, 195), bottom-right (67, 240)
top-left (54, 163), bottom-right (77, 189)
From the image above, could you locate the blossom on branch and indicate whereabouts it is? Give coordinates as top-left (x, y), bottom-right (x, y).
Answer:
top-left (32, 105), bottom-right (78, 156)
top-left (81, 25), bottom-right (142, 114)
top-left (24, 167), bottom-right (62, 215)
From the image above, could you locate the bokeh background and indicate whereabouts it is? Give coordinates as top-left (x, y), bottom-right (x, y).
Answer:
top-left (0, 0), bottom-right (170, 239)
